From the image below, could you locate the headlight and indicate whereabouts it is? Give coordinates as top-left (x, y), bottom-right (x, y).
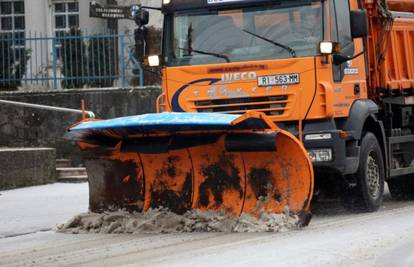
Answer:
top-left (148, 55), bottom-right (160, 67)
top-left (308, 149), bottom-right (333, 162)
top-left (305, 133), bottom-right (332, 141)
top-left (319, 41), bottom-right (333, 55)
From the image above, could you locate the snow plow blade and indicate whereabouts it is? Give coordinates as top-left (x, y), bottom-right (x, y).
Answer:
top-left (66, 111), bottom-right (313, 224)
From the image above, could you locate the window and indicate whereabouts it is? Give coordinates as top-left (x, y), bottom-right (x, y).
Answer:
top-left (53, 1), bottom-right (79, 33)
top-left (53, 1), bottom-right (80, 59)
top-left (164, 2), bottom-right (324, 66)
top-left (0, 0), bottom-right (25, 47)
top-left (330, 0), bottom-right (354, 82)
top-left (331, 0), bottom-right (353, 54)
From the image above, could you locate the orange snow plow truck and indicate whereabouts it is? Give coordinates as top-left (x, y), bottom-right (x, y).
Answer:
top-left (67, 0), bottom-right (414, 225)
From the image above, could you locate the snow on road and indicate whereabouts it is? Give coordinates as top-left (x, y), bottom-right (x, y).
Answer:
top-left (1, 183), bottom-right (414, 267)
top-left (0, 183), bottom-right (88, 238)
top-left (138, 206), bottom-right (414, 267)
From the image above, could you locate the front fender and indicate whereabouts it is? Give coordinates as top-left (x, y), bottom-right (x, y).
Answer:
top-left (344, 99), bottom-right (379, 140)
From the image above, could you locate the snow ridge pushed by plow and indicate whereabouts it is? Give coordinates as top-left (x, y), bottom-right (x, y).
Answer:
top-left (58, 208), bottom-right (301, 234)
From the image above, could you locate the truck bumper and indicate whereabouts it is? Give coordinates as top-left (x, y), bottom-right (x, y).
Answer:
top-left (303, 130), bottom-right (360, 176)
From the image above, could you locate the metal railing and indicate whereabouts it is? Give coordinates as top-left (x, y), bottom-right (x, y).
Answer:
top-left (0, 99), bottom-right (95, 118)
top-left (0, 30), bottom-right (143, 90)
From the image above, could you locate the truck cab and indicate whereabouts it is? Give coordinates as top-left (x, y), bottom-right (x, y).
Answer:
top-left (156, 0), bottom-right (367, 183)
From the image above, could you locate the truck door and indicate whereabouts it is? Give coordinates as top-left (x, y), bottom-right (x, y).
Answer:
top-left (330, 0), bottom-right (367, 117)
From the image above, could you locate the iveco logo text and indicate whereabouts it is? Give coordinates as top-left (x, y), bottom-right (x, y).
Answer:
top-left (221, 72), bottom-right (257, 82)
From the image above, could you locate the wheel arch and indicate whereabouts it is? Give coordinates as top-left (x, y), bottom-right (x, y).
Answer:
top-left (344, 100), bottom-right (389, 178)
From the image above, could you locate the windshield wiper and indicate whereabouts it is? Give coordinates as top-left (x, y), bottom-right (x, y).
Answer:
top-left (181, 24), bottom-right (230, 63)
top-left (178, 47), bottom-right (231, 63)
top-left (242, 29), bottom-right (297, 58)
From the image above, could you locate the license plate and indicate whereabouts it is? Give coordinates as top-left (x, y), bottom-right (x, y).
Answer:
top-left (258, 73), bottom-right (300, 87)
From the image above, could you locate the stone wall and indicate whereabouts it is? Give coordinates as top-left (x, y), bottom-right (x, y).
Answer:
top-left (0, 87), bottom-right (161, 164)
top-left (0, 148), bottom-right (56, 190)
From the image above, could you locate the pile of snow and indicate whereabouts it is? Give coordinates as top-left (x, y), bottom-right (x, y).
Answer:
top-left (57, 208), bottom-right (301, 234)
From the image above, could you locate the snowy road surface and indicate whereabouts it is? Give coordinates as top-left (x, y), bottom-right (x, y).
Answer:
top-left (1, 183), bottom-right (414, 267)
top-left (0, 183), bottom-right (88, 238)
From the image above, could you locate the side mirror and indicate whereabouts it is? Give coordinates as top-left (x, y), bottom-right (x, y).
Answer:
top-left (134, 9), bottom-right (149, 27)
top-left (350, 9), bottom-right (368, 38)
top-left (135, 27), bottom-right (148, 62)
top-left (333, 54), bottom-right (350, 65)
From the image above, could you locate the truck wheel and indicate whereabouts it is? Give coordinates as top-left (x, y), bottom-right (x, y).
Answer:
top-left (343, 133), bottom-right (385, 212)
top-left (388, 176), bottom-right (414, 200)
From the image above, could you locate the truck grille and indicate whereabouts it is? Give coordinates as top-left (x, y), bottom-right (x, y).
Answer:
top-left (194, 95), bottom-right (289, 116)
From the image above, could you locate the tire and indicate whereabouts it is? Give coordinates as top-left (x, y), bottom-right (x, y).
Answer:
top-left (388, 175), bottom-right (414, 200)
top-left (342, 132), bottom-right (385, 212)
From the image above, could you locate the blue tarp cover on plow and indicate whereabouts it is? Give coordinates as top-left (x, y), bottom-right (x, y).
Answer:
top-left (70, 112), bottom-right (274, 134)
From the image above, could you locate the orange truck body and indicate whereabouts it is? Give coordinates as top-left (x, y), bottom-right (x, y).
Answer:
top-left (367, 0), bottom-right (414, 93)
top-left (387, 0), bottom-right (414, 11)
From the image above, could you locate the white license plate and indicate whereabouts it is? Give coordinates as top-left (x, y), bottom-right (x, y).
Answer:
top-left (258, 73), bottom-right (300, 87)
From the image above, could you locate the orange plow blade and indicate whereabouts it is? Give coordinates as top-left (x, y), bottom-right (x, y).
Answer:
top-left (66, 112), bottom-right (314, 225)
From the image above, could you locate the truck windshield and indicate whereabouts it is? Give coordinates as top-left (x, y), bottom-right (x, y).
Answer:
top-left (164, 1), bottom-right (324, 66)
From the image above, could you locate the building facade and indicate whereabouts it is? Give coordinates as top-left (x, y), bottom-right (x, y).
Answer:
top-left (0, 0), bottom-right (162, 37)
top-left (0, 0), bottom-right (162, 90)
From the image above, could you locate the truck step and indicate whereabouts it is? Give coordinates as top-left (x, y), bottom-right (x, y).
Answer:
top-left (56, 159), bottom-right (72, 168)
top-left (57, 175), bottom-right (88, 183)
top-left (57, 167), bottom-right (88, 183)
